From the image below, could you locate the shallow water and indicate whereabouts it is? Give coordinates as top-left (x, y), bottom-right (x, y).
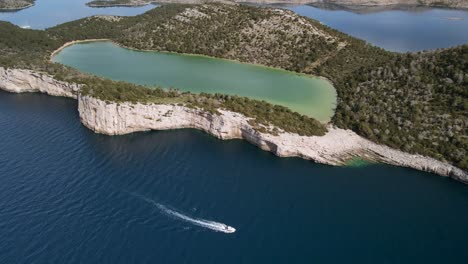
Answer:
top-left (0, 0), bottom-right (155, 29)
top-left (1, 90), bottom-right (468, 264)
top-left (287, 5), bottom-right (468, 52)
top-left (52, 41), bottom-right (337, 121)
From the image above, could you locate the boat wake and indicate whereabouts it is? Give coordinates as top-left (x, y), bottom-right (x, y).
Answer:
top-left (127, 192), bottom-right (236, 234)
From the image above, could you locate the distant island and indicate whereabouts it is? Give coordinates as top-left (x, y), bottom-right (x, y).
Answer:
top-left (86, 0), bottom-right (158, 7)
top-left (0, 3), bottom-right (466, 182)
top-left (1, 0), bottom-right (466, 12)
top-left (0, 0), bottom-right (34, 11)
top-left (85, 0), bottom-right (468, 9)
top-left (85, 0), bottom-right (312, 8)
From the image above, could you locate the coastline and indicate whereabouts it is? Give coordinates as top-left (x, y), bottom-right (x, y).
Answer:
top-left (77, 95), bottom-right (467, 184)
top-left (0, 66), bottom-right (466, 184)
top-left (87, 3), bottom-right (155, 8)
top-left (85, 0), bottom-right (159, 8)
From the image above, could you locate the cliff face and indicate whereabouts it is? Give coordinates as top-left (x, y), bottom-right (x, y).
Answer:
top-left (0, 67), bottom-right (81, 99)
top-left (0, 67), bottom-right (466, 183)
top-left (78, 95), bottom-right (468, 183)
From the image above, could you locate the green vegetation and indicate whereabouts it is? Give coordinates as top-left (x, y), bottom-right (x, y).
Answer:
top-left (48, 4), bottom-right (339, 72)
top-left (80, 78), bottom-right (327, 136)
top-left (0, 3), bottom-right (466, 169)
top-left (0, 22), bottom-right (59, 69)
top-left (0, 0), bottom-right (34, 10)
top-left (322, 45), bottom-right (468, 169)
top-left (0, 13), bottom-right (326, 137)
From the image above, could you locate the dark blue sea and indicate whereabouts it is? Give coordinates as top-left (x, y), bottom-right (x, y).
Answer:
top-left (1, 91), bottom-right (468, 263)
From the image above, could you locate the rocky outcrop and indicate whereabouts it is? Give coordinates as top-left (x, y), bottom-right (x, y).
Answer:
top-left (0, 67), bottom-right (81, 99)
top-left (78, 95), bottom-right (468, 184)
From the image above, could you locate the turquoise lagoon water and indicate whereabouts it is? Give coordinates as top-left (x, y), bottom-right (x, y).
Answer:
top-left (52, 41), bottom-right (337, 121)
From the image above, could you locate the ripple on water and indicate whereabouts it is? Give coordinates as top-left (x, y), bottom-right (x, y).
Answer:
top-left (0, 91), bottom-right (468, 264)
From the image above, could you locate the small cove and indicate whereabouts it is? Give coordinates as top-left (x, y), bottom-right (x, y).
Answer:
top-left (52, 41), bottom-right (337, 122)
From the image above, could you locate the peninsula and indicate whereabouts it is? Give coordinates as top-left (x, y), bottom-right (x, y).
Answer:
top-left (0, 3), bottom-right (466, 182)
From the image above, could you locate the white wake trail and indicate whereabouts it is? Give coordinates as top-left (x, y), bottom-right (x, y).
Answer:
top-left (128, 192), bottom-right (236, 234)
top-left (155, 203), bottom-right (236, 234)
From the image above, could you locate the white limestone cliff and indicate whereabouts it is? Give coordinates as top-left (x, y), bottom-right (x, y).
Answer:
top-left (1, 67), bottom-right (466, 184)
top-left (0, 67), bottom-right (81, 99)
top-left (78, 95), bottom-right (468, 184)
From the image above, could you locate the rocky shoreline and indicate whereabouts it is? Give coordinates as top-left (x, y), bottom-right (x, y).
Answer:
top-left (0, 66), bottom-right (466, 184)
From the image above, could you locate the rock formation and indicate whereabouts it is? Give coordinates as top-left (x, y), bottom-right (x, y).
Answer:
top-left (1, 67), bottom-right (466, 184)
top-left (0, 67), bottom-right (81, 99)
top-left (78, 95), bottom-right (468, 183)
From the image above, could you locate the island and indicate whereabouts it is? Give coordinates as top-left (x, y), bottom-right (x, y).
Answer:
top-left (85, 0), bottom-right (312, 8)
top-left (0, 0), bottom-right (34, 11)
top-left (86, 0), bottom-right (158, 7)
top-left (0, 3), bottom-right (466, 183)
top-left (85, 0), bottom-right (468, 9)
